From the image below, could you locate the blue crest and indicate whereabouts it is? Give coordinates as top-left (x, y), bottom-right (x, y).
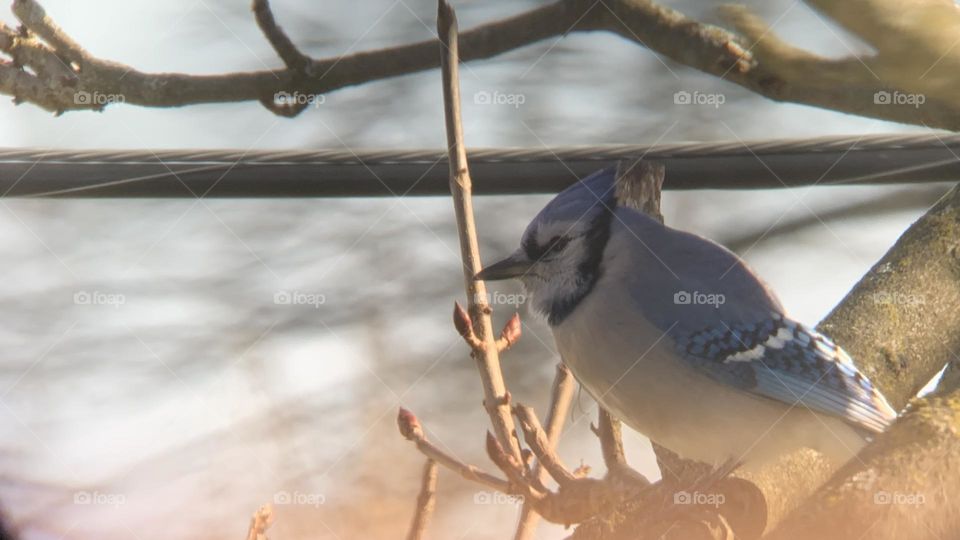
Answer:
top-left (523, 167), bottom-right (617, 241)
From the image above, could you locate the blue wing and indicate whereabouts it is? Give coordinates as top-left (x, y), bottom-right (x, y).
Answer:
top-left (675, 313), bottom-right (897, 433)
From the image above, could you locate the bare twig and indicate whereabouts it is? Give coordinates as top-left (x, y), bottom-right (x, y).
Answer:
top-left (251, 0), bottom-right (314, 116)
top-left (405, 459), bottom-right (439, 540)
top-left (397, 408), bottom-right (510, 493)
top-left (251, 0), bottom-right (312, 74)
top-left (398, 4), bottom-right (541, 532)
top-left (437, 0), bottom-right (522, 460)
top-left (453, 301), bottom-right (521, 353)
top-left (594, 409), bottom-right (627, 471)
top-left (495, 313), bottom-right (522, 353)
top-left (485, 431), bottom-right (544, 499)
top-left (244, 504), bottom-right (274, 540)
top-left (514, 363), bottom-right (576, 540)
top-left (590, 408), bottom-right (654, 492)
top-left (514, 405), bottom-right (578, 488)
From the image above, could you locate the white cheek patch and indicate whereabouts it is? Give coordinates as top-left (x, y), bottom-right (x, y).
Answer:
top-left (724, 345), bottom-right (766, 363)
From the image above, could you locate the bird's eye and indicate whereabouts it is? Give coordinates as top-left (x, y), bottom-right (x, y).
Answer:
top-left (544, 236), bottom-right (569, 255)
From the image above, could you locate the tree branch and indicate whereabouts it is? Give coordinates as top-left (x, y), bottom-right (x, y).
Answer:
top-left (514, 363), bottom-right (576, 540)
top-left (7, 0), bottom-right (960, 128)
top-left (438, 0), bottom-right (522, 461)
top-left (244, 504), bottom-right (274, 540)
top-left (405, 459), bottom-right (439, 540)
top-left (591, 410), bottom-right (624, 472)
top-left (514, 404), bottom-right (579, 488)
top-left (397, 408), bottom-right (511, 493)
top-left (766, 383), bottom-right (960, 540)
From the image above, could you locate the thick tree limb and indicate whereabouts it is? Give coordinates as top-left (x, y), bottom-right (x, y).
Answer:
top-left (7, 0), bottom-right (960, 128)
top-left (1, 0), bottom-right (588, 114)
top-left (766, 385), bottom-right (960, 540)
top-left (817, 183), bottom-right (960, 409)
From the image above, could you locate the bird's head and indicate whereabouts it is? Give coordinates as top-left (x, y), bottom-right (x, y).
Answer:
top-left (475, 168), bottom-right (617, 325)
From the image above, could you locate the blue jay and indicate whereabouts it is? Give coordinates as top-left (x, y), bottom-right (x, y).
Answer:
top-left (476, 168), bottom-right (897, 471)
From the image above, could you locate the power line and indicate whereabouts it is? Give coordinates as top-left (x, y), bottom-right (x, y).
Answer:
top-left (0, 133), bottom-right (958, 198)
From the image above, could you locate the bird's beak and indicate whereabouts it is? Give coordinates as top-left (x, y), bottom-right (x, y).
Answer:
top-left (474, 250), bottom-right (531, 281)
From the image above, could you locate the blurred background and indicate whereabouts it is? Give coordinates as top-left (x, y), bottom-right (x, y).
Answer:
top-left (0, 1), bottom-right (949, 539)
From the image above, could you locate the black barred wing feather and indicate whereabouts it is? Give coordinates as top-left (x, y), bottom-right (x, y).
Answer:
top-left (674, 314), bottom-right (897, 433)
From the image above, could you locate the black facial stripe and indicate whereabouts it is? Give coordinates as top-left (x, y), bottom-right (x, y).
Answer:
top-left (522, 236), bottom-right (540, 260)
top-left (525, 235), bottom-right (571, 262)
top-left (545, 200), bottom-right (615, 326)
